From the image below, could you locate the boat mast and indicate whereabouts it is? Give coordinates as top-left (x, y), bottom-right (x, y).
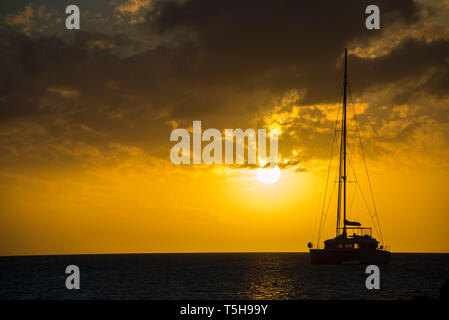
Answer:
top-left (337, 49), bottom-right (348, 237)
top-left (342, 48), bottom-right (348, 237)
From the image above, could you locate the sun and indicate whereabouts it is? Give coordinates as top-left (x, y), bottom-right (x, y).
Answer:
top-left (256, 166), bottom-right (281, 184)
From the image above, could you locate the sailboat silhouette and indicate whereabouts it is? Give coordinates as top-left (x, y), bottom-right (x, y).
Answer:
top-left (308, 49), bottom-right (391, 265)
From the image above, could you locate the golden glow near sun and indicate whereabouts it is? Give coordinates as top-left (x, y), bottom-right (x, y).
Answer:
top-left (256, 166), bottom-right (281, 184)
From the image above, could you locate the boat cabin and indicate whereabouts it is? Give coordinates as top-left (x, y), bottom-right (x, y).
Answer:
top-left (324, 227), bottom-right (379, 249)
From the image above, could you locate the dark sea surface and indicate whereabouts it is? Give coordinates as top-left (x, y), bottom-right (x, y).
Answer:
top-left (0, 253), bottom-right (448, 300)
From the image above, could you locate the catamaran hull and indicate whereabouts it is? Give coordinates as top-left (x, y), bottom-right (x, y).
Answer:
top-left (309, 248), bottom-right (391, 265)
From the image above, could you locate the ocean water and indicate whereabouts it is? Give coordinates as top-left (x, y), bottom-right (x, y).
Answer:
top-left (0, 253), bottom-right (448, 300)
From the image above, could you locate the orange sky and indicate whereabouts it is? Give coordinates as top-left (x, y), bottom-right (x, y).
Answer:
top-left (1, 0), bottom-right (449, 255)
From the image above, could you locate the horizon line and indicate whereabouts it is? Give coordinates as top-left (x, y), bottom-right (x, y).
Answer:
top-left (1, 250), bottom-right (449, 258)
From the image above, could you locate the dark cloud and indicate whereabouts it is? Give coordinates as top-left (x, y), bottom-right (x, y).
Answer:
top-left (144, 0), bottom-right (423, 105)
top-left (350, 38), bottom-right (449, 99)
top-left (0, 0), bottom-right (448, 170)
